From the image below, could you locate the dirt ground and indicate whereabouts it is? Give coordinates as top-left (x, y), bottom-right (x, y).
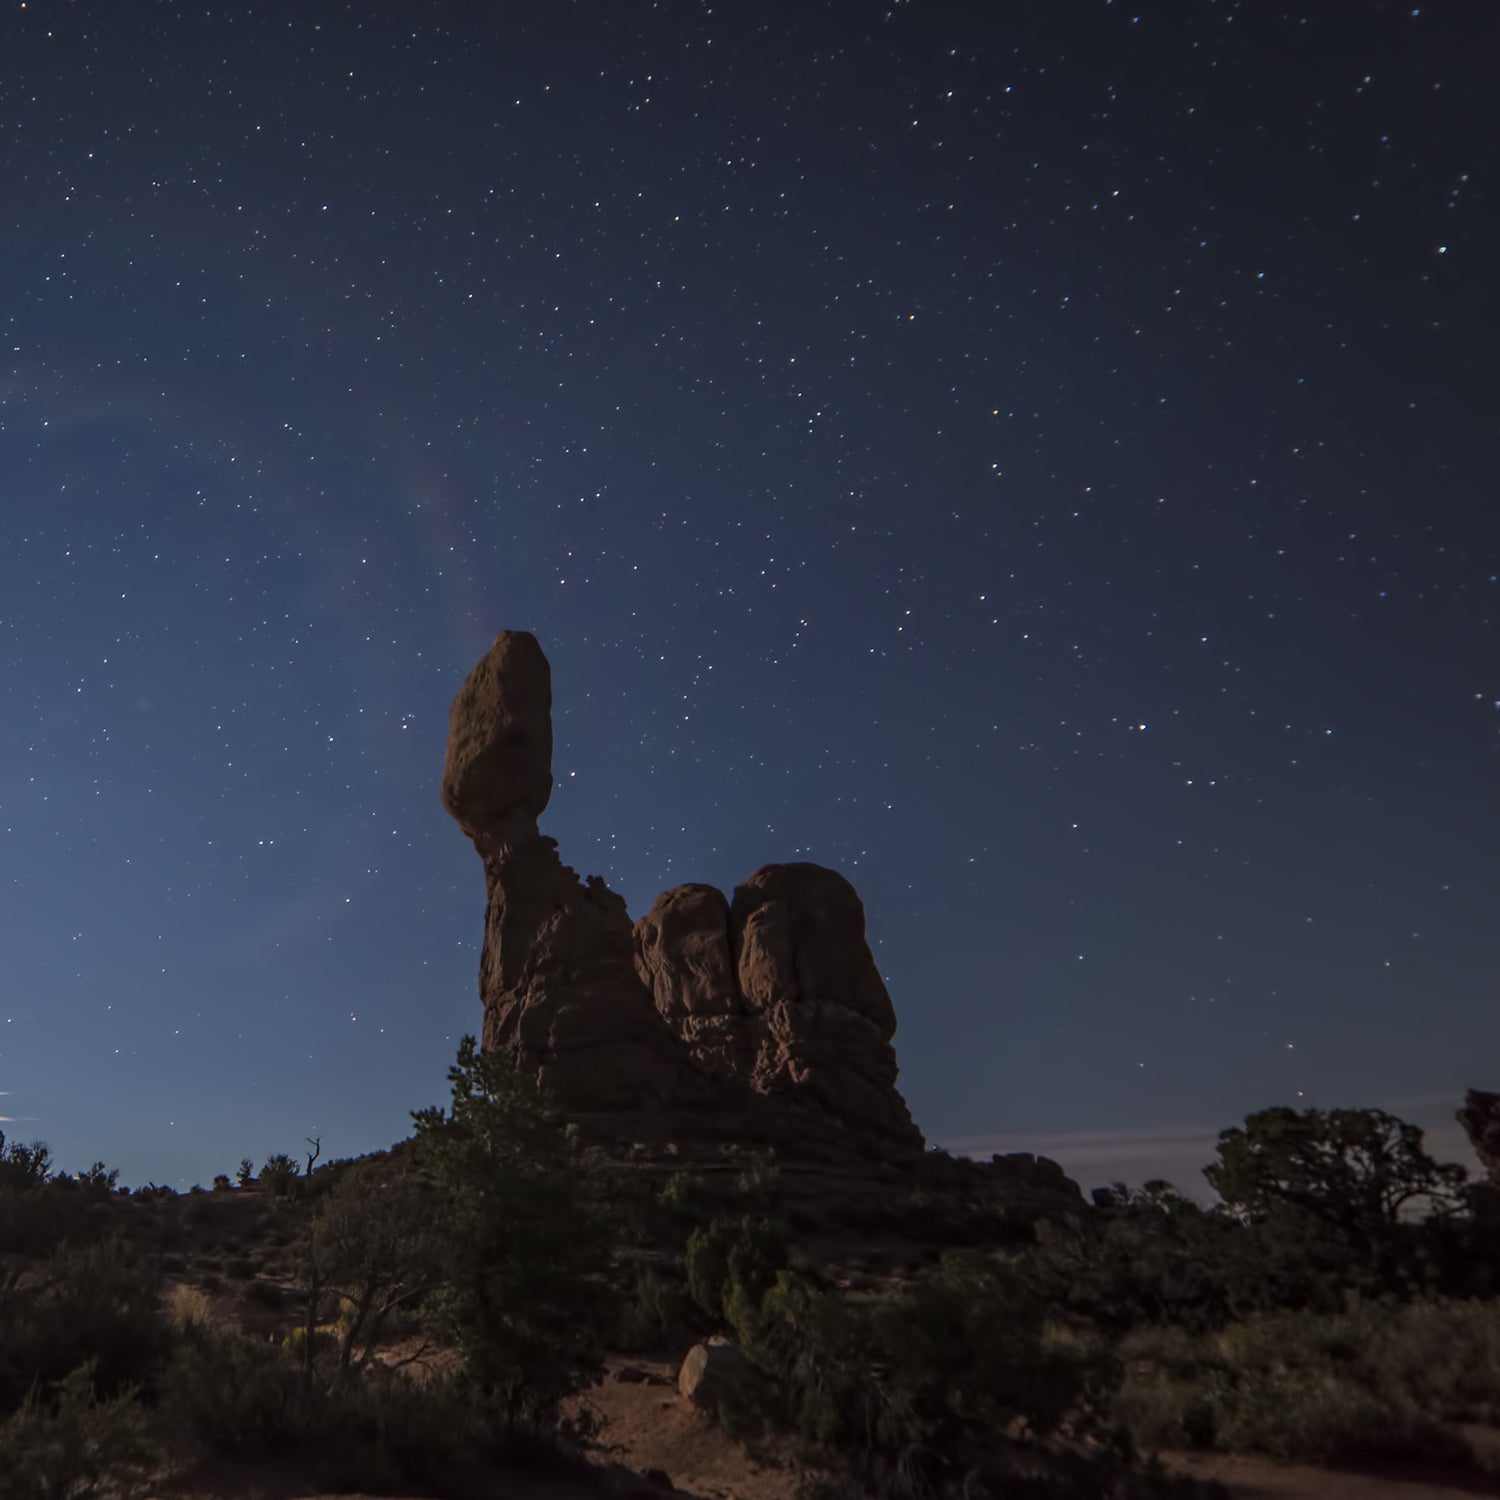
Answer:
top-left (574, 1359), bottom-right (1500, 1500)
top-left (1170, 1450), bottom-right (1500, 1500)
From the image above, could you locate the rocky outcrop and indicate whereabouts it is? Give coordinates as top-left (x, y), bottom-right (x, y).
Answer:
top-left (443, 630), bottom-right (922, 1151)
top-left (443, 632), bottom-right (696, 1116)
top-left (1458, 1089), bottom-right (1500, 1185)
top-left (473, 832), bottom-right (696, 1114)
top-left (632, 866), bottom-right (919, 1145)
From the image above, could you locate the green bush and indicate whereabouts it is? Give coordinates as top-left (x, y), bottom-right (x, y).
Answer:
top-left (303, 1157), bottom-right (441, 1384)
top-left (259, 1154), bottom-right (299, 1199)
top-left (0, 1146), bottom-right (118, 1264)
top-left (168, 1319), bottom-right (503, 1491)
top-left (0, 1239), bottom-right (166, 1416)
top-left (719, 1248), bottom-right (1124, 1498)
top-left (1024, 1183), bottom-right (1363, 1334)
top-left (0, 1363), bottom-right (153, 1500)
top-left (685, 1214), bottom-right (788, 1322)
top-left (412, 1035), bottom-right (616, 1432)
top-left (1115, 1299), bottom-right (1500, 1465)
top-left (167, 1322), bottom-right (306, 1450)
top-left (0, 1132), bottom-right (53, 1191)
top-left (616, 1264), bottom-right (702, 1354)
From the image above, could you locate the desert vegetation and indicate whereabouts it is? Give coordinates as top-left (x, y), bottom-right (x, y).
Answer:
top-left (3, 1068), bottom-right (1499, 1498)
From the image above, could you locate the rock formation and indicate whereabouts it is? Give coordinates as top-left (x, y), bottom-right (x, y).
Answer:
top-left (442, 630), bottom-right (923, 1150)
top-left (441, 631), bottom-right (695, 1118)
top-left (633, 865), bottom-right (918, 1142)
top-left (1458, 1089), bottom-right (1500, 1186)
top-left (440, 628), bottom-right (554, 839)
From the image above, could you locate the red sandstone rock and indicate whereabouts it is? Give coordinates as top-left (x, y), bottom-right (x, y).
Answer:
top-left (631, 865), bottom-right (921, 1147)
top-left (732, 863), bottom-right (897, 1036)
top-left (633, 884), bottom-right (739, 1019)
top-left (443, 632), bottom-right (922, 1151)
top-left (441, 630), bottom-right (554, 839)
top-left (476, 833), bottom-right (691, 1113)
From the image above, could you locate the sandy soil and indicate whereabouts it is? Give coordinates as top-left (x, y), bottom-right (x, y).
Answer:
top-left (577, 1359), bottom-right (793, 1500)
top-left (1169, 1451), bottom-right (1500, 1499)
top-left (577, 1359), bottom-right (1500, 1500)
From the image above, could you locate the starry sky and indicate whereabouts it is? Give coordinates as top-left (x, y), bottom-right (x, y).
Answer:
top-left (2, 1), bottom-right (1496, 1192)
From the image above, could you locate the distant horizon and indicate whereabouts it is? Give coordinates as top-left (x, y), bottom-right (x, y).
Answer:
top-left (944, 1092), bottom-right (1485, 1203)
top-left (3, 1080), bottom-right (1486, 1200)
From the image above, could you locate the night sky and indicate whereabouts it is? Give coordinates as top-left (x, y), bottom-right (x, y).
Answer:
top-left (3, 1), bottom-right (1495, 1192)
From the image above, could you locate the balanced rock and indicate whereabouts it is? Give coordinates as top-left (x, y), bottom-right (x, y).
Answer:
top-left (442, 631), bottom-right (695, 1117)
top-left (1458, 1089), bottom-right (1500, 1185)
top-left (441, 630), bottom-right (554, 840)
top-left (443, 630), bottom-right (923, 1151)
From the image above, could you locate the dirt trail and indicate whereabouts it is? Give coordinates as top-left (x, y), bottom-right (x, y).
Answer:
top-left (582, 1359), bottom-right (1500, 1500)
top-left (1170, 1451), bottom-right (1500, 1499)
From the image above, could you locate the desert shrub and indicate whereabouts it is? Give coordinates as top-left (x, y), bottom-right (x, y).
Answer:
top-left (299, 1366), bottom-right (500, 1494)
top-left (302, 1157), bottom-right (441, 1384)
top-left (412, 1035), bottom-right (616, 1432)
top-left (1115, 1299), bottom-right (1500, 1465)
top-left (719, 1249), bottom-right (1124, 1498)
top-left (735, 1149), bottom-right (780, 1208)
top-left (0, 1239), bottom-right (166, 1415)
top-left (168, 1283), bottom-right (214, 1330)
top-left (74, 1163), bottom-right (119, 1199)
top-left (0, 1152), bottom-right (118, 1265)
top-left (0, 1363), bottom-right (154, 1500)
top-left (616, 1264), bottom-right (702, 1354)
top-left (259, 1153), bottom-right (299, 1199)
top-left (282, 1324), bottom-right (340, 1365)
top-left (1024, 1183), bottom-right (1371, 1334)
top-left (167, 1322), bottom-right (307, 1450)
top-left (226, 1255), bottom-right (257, 1280)
top-left (659, 1169), bottom-right (711, 1219)
top-left (685, 1214), bottom-right (788, 1322)
top-left (169, 1319), bottom-right (503, 1489)
top-left (0, 1132), bottom-right (53, 1191)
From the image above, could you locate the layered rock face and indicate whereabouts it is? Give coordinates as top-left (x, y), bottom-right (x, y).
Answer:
top-left (443, 630), bottom-right (922, 1149)
top-left (1458, 1089), bottom-right (1500, 1185)
top-left (633, 866), bottom-right (918, 1143)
